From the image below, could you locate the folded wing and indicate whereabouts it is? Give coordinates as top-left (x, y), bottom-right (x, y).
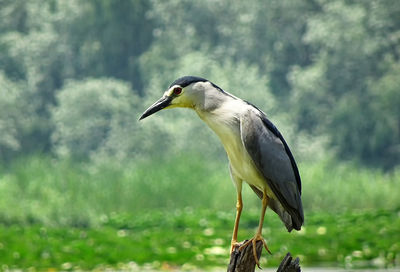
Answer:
top-left (240, 109), bottom-right (304, 230)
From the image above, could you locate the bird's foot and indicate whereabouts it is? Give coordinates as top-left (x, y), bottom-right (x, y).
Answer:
top-left (238, 234), bottom-right (271, 268)
top-left (230, 240), bottom-right (242, 254)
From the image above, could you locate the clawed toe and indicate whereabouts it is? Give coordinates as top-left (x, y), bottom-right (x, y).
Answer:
top-left (238, 235), bottom-right (271, 268)
top-left (230, 240), bottom-right (242, 254)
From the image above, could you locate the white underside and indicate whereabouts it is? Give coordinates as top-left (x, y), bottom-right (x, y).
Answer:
top-left (196, 99), bottom-right (275, 198)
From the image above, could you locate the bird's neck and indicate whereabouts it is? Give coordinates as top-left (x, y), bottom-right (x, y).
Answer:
top-left (195, 98), bottom-right (244, 138)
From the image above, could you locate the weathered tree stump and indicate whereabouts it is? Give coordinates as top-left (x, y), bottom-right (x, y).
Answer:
top-left (227, 240), bottom-right (301, 272)
top-left (227, 240), bottom-right (263, 272)
top-left (276, 252), bottom-right (301, 272)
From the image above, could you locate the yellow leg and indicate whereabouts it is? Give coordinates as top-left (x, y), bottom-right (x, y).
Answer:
top-left (239, 189), bottom-right (271, 267)
top-left (257, 189), bottom-right (268, 237)
top-left (230, 191), bottom-right (243, 253)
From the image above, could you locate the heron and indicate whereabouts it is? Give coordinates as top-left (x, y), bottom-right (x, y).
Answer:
top-left (139, 76), bottom-right (304, 265)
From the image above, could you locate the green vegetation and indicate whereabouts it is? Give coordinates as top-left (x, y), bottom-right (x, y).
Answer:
top-left (0, 1), bottom-right (399, 270)
top-left (0, 155), bottom-right (399, 269)
top-left (1, 155), bottom-right (400, 227)
top-left (0, 207), bottom-right (399, 270)
top-left (1, 0), bottom-right (399, 169)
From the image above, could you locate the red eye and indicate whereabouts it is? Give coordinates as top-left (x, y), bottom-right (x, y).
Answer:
top-left (173, 87), bottom-right (182, 95)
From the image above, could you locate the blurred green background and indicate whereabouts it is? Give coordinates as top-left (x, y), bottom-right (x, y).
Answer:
top-left (0, 0), bottom-right (399, 270)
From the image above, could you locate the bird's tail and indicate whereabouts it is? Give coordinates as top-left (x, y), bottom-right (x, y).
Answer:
top-left (268, 198), bottom-right (296, 232)
top-left (249, 184), bottom-right (302, 232)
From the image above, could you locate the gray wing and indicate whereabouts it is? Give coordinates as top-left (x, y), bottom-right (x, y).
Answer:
top-left (240, 109), bottom-right (304, 230)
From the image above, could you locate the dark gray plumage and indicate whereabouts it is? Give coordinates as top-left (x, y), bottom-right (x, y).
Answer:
top-left (241, 109), bottom-right (303, 231)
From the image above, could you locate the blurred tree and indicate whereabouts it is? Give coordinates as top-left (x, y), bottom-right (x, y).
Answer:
top-left (368, 58), bottom-right (400, 168)
top-left (0, 0), bottom-right (398, 169)
top-left (0, 0), bottom-right (155, 159)
top-left (54, 0), bottom-right (155, 93)
top-left (51, 78), bottom-right (139, 160)
top-left (0, 72), bottom-right (36, 161)
top-left (146, 0), bottom-right (315, 98)
top-left (289, 0), bottom-right (400, 168)
top-left (0, 0), bottom-right (82, 154)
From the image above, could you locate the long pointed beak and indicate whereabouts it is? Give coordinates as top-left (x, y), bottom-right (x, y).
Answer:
top-left (139, 96), bottom-right (172, 120)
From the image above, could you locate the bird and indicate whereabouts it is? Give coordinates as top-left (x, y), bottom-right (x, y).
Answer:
top-left (139, 76), bottom-right (304, 266)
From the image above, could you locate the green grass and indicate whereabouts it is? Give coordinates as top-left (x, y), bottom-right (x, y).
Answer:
top-left (0, 154), bottom-right (399, 269)
top-left (0, 209), bottom-right (399, 270)
top-left (0, 154), bottom-right (399, 227)
top-left (300, 160), bottom-right (400, 213)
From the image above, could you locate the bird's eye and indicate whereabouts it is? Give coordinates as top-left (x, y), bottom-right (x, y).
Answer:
top-left (173, 87), bottom-right (182, 95)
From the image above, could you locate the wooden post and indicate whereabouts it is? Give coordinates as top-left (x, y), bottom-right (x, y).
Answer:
top-left (227, 240), bottom-right (262, 272)
top-left (227, 240), bottom-right (301, 272)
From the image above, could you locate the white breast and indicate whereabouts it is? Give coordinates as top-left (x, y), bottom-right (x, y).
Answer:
top-left (197, 100), bottom-right (268, 191)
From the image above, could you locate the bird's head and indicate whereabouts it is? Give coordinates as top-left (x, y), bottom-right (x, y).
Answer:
top-left (139, 76), bottom-right (225, 120)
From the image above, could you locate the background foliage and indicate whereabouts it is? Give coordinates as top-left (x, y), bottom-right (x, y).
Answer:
top-left (0, 0), bottom-right (399, 168)
top-left (0, 0), bottom-right (399, 270)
